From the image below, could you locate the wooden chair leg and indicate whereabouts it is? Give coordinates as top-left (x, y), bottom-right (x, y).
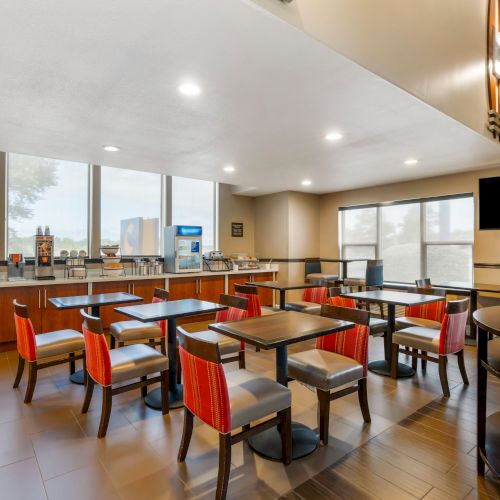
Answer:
top-left (176, 349), bottom-right (182, 385)
top-left (216, 433), bottom-right (232, 500)
top-left (160, 337), bottom-right (167, 356)
top-left (438, 356), bottom-right (450, 397)
top-left (391, 343), bottom-right (399, 379)
top-left (238, 351), bottom-right (245, 369)
top-left (110, 336), bottom-right (116, 349)
top-left (97, 386), bottom-right (112, 438)
top-left (82, 352), bottom-right (88, 385)
top-left (177, 408), bottom-right (194, 462)
top-left (13, 354), bottom-right (25, 388)
top-left (160, 369), bottom-right (169, 415)
top-left (81, 376), bottom-right (95, 413)
top-left (118, 341), bottom-right (125, 348)
top-left (69, 352), bottom-right (76, 374)
top-left (148, 338), bottom-right (155, 349)
top-left (358, 378), bottom-right (371, 423)
top-left (317, 388), bottom-right (330, 445)
top-left (24, 362), bottom-right (37, 404)
top-left (457, 350), bottom-right (469, 385)
top-left (421, 351), bottom-right (427, 372)
top-left (141, 376), bottom-right (147, 398)
top-left (279, 407), bottom-right (292, 465)
top-left (411, 349), bottom-right (418, 370)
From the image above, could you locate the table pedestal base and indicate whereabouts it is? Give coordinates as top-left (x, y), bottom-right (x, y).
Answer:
top-left (368, 360), bottom-right (415, 378)
top-left (144, 385), bottom-right (184, 410)
top-left (70, 369), bottom-right (85, 385)
top-left (248, 422), bottom-right (318, 461)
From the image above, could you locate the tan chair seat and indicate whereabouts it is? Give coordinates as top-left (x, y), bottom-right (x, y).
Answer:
top-left (110, 320), bottom-right (162, 342)
top-left (110, 344), bottom-right (168, 384)
top-left (260, 306), bottom-right (281, 316)
top-left (288, 349), bottom-right (363, 391)
top-left (226, 369), bottom-right (291, 430)
top-left (488, 337), bottom-right (500, 373)
top-left (306, 273), bottom-right (338, 281)
top-left (396, 316), bottom-right (441, 330)
top-left (285, 301), bottom-right (321, 315)
top-left (392, 327), bottom-right (440, 353)
top-left (185, 330), bottom-right (240, 356)
top-left (35, 330), bottom-right (85, 359)
top-left (369, 317), bottom-right (388, 335)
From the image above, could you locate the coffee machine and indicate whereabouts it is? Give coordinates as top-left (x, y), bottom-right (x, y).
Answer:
top-left (7, 253), bottom-right (26, 281)
top-left (34, 235), bottom-right (55, 280)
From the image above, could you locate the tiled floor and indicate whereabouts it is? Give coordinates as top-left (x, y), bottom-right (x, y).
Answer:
top-left (0, 327), bottom-right (498, 499)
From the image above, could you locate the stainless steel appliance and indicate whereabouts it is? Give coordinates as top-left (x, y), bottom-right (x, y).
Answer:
top-left (7, 253), bottom-right (26, 281)
top-left (34, 235), bottom-right (55, 280)
top-left (164, 225), bottom-right (203, 273)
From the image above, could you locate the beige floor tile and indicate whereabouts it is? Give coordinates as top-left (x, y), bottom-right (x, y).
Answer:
top-left (0, 419), bottom-right (35, 467)
top-left (0, 457), bottom-right (47, 500)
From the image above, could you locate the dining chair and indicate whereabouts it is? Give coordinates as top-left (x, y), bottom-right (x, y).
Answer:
top-left (177, 328), bottom-right (292, 499)
top-left (12, 300), bottom-right (85, 404)
top-left (285, 279), bottom-right (328, 315)
top-left (234, 283), bottom-right (277, 316)
top-left (288, 304), bottom-right (371, 445)
top-left (304, 258), bottom-right (339, 281)
top-left (80, 309), bottom-right (169, 438)
top-left (415, 278), bottom-right (432, 288)
top-left (391, 298), bottom-right (470, 397)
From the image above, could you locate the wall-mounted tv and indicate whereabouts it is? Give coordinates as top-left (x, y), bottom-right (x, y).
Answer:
top-left (479, 176), bottom-right (500, 230)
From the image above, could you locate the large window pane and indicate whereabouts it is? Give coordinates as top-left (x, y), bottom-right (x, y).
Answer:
top-left (344, 245), bottom-right (376, 278)
top-left (425, 197), bottom-right (474, 242)
top-left (381, 203), bottom-right (421, 282)
top-left (342, 208), bottom-right (377, 244)
top-left (172, 177), bottom-right (215, 252)
top-left (7, 153), bottom-right (88, 256)
top-left (101, 166), bottom-right (161, 255)
top-left (426, 245), bottom-right (473, 283)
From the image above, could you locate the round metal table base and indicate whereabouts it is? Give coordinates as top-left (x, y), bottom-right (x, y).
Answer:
top-left (70, 369), bottom-right (85, 385)
top-left (368, 360), bottom-right (415, 378)
top-left (248, 422), bottom-right (319, 461)
top-left (144, 385), bottom-right (184, 410)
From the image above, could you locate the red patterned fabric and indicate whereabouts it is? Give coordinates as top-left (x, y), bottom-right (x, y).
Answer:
top-left (327, 296), bottom-right (357, 309)
top-left (235, 291), bottom-right (262, 317)
top-left (82, 326), bottom-right (112, 386)
top-left (303, 287), bottom-right (328, 304)
top-left (216, 306), bottom-right (248, 350)
top-left (14, 314), bottom-right (37, 362)
top-left (179, 346), bottom-right (231, 433)
top-left (316, 323), bottom-right (370, 376)
top-left (438, 309), bottom-right (468, 355)
top-left (405, 300), bottom-right (446, 323)
top-left (152, 296), bottom-right (167, 337)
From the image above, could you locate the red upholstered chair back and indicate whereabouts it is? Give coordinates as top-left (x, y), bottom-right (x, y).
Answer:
top-left (405, 287), bottom-right (446, 323)
top-left (234, 284), bottom-right (262, 317)
top-left (81, 310), bottom-right (112, 386)
top-left (316, 304), bottom-right (370, 376)
top-left (178, 327), bottom-right (231, 433)
top-left (13, 301), bottom-right (37, 362)
top-left (438, 298), bottom-right (469, 355)
top-left (303, 287), bottom-right (328, 304)
top-left (327, 286), bottom-right (356, 309)
top-left (215, 294), bottom-right (248, 323)
top-left (152, 288), bottom-right (169, 336)
top-left (415, 278), bottom-right (432, 288)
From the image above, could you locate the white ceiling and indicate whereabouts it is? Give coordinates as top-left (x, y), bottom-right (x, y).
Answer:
top-left (0, 0), bottom-right (499, 195)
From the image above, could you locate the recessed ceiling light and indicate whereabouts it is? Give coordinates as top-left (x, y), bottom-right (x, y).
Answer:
top-left (223, 165), bottom-right (235, 173)
top-left (404, 158), bottom-right (419, 165)
top-left (325, 131), bottom-right (343, 141)
top-left (178, 82), bottom-right (201, 96)
top-left (103, 145), bottom-right (120, 152)
top-left (301, 179), bottom-right (312, 186)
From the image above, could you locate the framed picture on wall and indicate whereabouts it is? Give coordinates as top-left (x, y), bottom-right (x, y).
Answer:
top-left (232, 222), bottom-right (244, 237)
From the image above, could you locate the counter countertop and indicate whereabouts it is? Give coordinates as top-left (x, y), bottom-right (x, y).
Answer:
top-left (0, 267), bottom-right (279, 289)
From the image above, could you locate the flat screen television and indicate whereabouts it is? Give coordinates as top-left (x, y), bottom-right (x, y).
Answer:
top-left (479, 176), bottom-right (500, 230)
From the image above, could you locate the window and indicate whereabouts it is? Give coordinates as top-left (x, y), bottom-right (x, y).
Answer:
top-left (172, 177), bottom-right (216, 252)
top-left (7, 153), bottom-right (88, 256)
top-left (340, 194), bottom-right (474, 283)
top-left (101, 166), bottom-right (162, 255)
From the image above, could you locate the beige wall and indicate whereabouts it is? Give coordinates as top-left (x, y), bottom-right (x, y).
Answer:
top-left (252, 0), bottom-right (489, 137)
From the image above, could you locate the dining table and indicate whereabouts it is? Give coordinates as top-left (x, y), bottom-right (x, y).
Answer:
top-left (49, 292), bottom-right (143, 384)
top-left (341, 289), bottom-right (445, 378)
top-left (246, 280), bottom-right (322, 310)
top-left (114, 298), bottom-right (227, 410)
top-left (209, 310), bottom-right (354, 460)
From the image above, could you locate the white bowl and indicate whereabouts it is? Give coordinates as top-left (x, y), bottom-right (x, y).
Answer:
top-left (100, 245), bottom-right (120, 256)
top-left (102, 256), bottom-right (121, 265)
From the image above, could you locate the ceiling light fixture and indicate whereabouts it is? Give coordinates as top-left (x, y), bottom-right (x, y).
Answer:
top-left (404, 158), bottom-right (419, 166)
top-left (103, 145), bottom-right (120, 152)
top-left (301, 179), bottom-right (312, 186)
top-left (178, 82), bottom-right (201, 96)
top-left (325, 131), bottom-right (343, 141)
top-left (223, 165), bottom-right (235, 173)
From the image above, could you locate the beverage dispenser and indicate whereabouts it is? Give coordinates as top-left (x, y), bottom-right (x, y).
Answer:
top-left (164, 225), bottom-right (202, 273)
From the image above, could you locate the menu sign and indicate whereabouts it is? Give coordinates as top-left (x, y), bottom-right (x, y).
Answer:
top-left (231, 222), bottom-right (244, 237)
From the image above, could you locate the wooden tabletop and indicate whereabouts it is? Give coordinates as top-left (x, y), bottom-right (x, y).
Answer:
top-left (115, 299), bottom-right (226, 322)
top-left (49, 292), bottom-right (143, 309)
top-left (342, 290), bottom-right (444, 307)
top-left (473, 306), bottom-right (500, 336)
top-left (209, 310), bottom-right (354, 349)
top-left (247, 281), bottom-right (321, 291)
